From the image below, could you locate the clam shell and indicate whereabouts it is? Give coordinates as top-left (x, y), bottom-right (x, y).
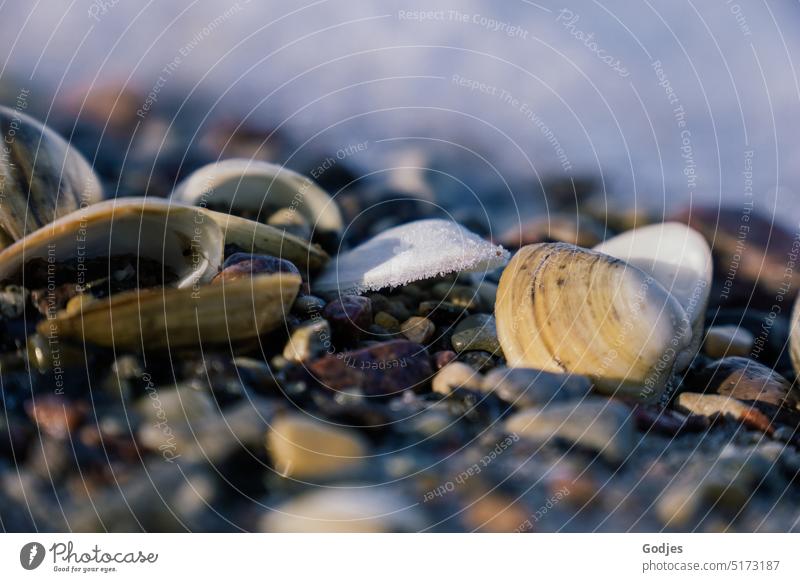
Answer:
top-left (39, 272), bottom-right (301, 349)
top-left (594, 222), bottom-right (711, 368)
top-left (0, 198), bottom-right (223, 289)
top-left (495, 243), bottom-right (693, 401)
top-left (172, 158), bottom-right (343, 240)
top-left (0, 106), bottom-right (102, 242)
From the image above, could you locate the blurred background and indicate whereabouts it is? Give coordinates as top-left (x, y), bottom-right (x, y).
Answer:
top-left (1, 0), bottom-right (799, 230)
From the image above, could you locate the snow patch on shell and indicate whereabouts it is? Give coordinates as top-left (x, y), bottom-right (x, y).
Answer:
top-left (314, 219), bottom-right (509, 294)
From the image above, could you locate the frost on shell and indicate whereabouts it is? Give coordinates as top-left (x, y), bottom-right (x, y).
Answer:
top-left (313, 219), bottom-right (509, 294)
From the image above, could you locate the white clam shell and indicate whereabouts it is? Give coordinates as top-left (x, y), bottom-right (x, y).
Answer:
top-left (0, 106), bottom-right (103, 243)
top-left (313, 219), bottom-right (509, 294)
top-left (172, 158), bottom-right (343, 238)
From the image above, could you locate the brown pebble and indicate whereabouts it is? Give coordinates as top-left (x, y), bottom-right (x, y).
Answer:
top-left (401, 316), bottom-right (436, 344)
top-left (323, 295), bottom-right (373, 344)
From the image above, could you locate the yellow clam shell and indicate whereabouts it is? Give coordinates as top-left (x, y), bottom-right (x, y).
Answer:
top-left (495, 243), bottom-right (693, 401)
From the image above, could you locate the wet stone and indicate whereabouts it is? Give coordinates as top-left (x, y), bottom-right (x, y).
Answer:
top-left (431, 283), bottom-right (483, 311)
top-left (482, 367), bottom-right (592, 409)
top-left (266, 413), bottom-right (368, 479)
top-left (292, 294), bottom-right (326, 317)
top-left (0, 285), bottom-right (28, 318)
top-left (374, 311), bottom-right (400, 333)
top-left (212, 252), bottom-right (302, 286)
top-left (433, 350), bottom-right (457, 369)
top-left (675, 392), bottom-right (773, 434)
top-left (704, 326), bottom-right (754, 359)
top-left (506, 398), bottom-right (635, 463)
top-left (283, 319), bottom-right (332, 363)
top-left (400, 316), bottom-right (435, 344)
top-left (433, 362), bottom-right (483, 395)
top-left (695, 357), bottom-right (797, 410)
top-left (457, 350), bottom-right (497, 372)
top-left (298, 340), bottom-right (432, 397)
top-left (258, 487), bottom-right (426, 532)
top-left (323, 295), bottom-right (372, 345)
top-left (451, 314), bottom-right (501, 354)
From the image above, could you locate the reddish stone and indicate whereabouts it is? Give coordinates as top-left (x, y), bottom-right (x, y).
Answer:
top-left (634, 405), bottom-right (709, 436)
top-left (25, 395), bottom-right (88, 439)
top-left (433, 350), bottom-right (458, 370)
top-left (303, 340), bottom-right (432, 396)
top-left (323, 295), bottom-right (372, 345)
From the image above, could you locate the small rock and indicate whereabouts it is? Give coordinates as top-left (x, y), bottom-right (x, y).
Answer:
top-left (136, 384), bottom-right (217, 426)
top-left (212, 252), bottom-right (302, 285)
top-left (463, 493), bottom-right (530, 533)
top-left (292, 294), bottom-right (326, 316)
top-left (704, 326), bottom-right (754, 359)
top-left (506, 398), bottom-right (635, 463)
top-left (696, 357), bottom-right (797, 409)
top-left (482, 367), bottom-right (591, 408)
top-left (433, 362), bottom-right (483, 395)
top-left (431, 283), bottom-right (483, 311)
top-left (451, 314), bottom-right (501, 354)
top-left (374, 311), bottom-right (400, 332)
top-left (299, 340), bottom-right (432, 396)
top-left (675, 392), bottom-right (773, 434)
top-left (634, 405), bottom-right (709, 436)
top-left (259, 487), bottom-right (426, 532)
top-left (323, 295), bottom-right (372, 345)
top-left (0, 285), bottom-right (28, 318)
top-left (401, 316), bottom-right (436, 344)
top-left (283, 320), bottom-right (332, 363)
top-left (266, 414), bottom-right (368, 479)
top-left (457, 350), bottom-right (497, 372)
top-left (25, 395), bottom-right (87, 440)
top-left (418, 300), bottom-right (468, 322)
top-left (433, 350), bottom-right (457, 369)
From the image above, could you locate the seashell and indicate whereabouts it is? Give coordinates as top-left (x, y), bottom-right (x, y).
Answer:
top-left (39, 272), bottom-right (301, 349)
top-left (594, 222), bottom-right (712, 368)
top-left (172, 158), bottom-right (343, 245)
top-left (314, 219), bottom-right (509, 294)
top-left (495, 243), bottom-right (693, 401)
top-left (0, 197), bottom-right (223, 289)
top-left (0, 106), bottom-right (102, 243)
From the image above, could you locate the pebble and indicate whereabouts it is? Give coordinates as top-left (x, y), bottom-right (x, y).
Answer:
top-left (704, 326), bottom-right (755, 359)
top-left (300, 340), bottom-right (432, 397)
top-left (24, 395), bottom-right (87, 440)
top-left (292, 294), bottom-right (326, 316)
top-left (432, 362), bottom-right (484, 395)
top-left (482, 367), bottom-right (591, 408)
top-left (418, 300), bottom-right (468, 322)
top-left (374, 311), bottom-right (400, 333)
top-left (431, 283), bottom-right (483, 311)
top-left (450, 314), bottom-right (501, 354)
top-left (696, 357), bottom-right (797, 410)
top-left (457, 350), bottom-right (497, 372)
top-left (323, 295), bottom-right (372, 344)
top-left (675, 392), bottom-right (772, 434)
top-left (400, 316), bottom-right (436, 344)
top-left (0, 285), bottom-right (28, 318)
top-left (506, 398), bottom-right (635, 463)
top-left (135, 384), bottom-right (217, 427)
top-left (258, 487), bottom-right (426, 532)
top-left (463, 493), bottom-right (530, 533)
top-left (212, 252), bottom-right (302, 285)
top-left (283, 320), bottom-right (332, 363)
top-left (266, 414), bottom-right (368, 479)
top-left (433, 350), bottom-right (457, 369)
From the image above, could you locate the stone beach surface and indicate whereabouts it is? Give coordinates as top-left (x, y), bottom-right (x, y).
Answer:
top-left (1, 90), bottom-right (800, 535)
